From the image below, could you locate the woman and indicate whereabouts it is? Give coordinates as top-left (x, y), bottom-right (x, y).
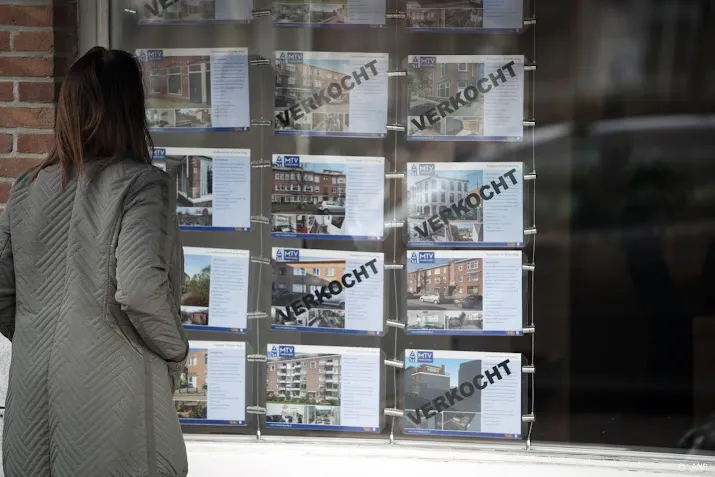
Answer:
top-left (0, 47), bottom-right (189, 477)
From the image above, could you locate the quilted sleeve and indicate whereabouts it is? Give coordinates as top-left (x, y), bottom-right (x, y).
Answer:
top-left (115, 168), bottom-right (188, 363)
top-left (0, 209), bottom-right (14, 342)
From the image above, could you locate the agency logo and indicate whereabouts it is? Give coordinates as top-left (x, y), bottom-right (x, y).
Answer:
top-left (409, 252), bottom-right (435, 264)
top-left (278, 346), bottom-right (295, 357)
top-left (284, 52), bottom-right (304, 64)
top-left (145, 49), bottom-right (164, 61)
top-left (412, 56), bottom-right (437, 69)
top-left (408, 350), bottom-right (434, 363)
top-left (418, 164), bottom-right (435, 175)
top-left (275, 156), bottom-right (300, 168)
top-left (153, 148), bottom-right (166, 158)
top-left (278, 249), bottom-right (300, 262)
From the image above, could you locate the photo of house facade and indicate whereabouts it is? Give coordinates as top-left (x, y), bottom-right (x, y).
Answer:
top-left (403, 356), bottom-right (482, 433)
top-left (160, 154), bottom-right (214, 226)
top-left (408, 58), bottom-right (486, 137)
top-left (174, 348), bottom-right (209, 419)
top-left (407, 169), bottom-right (485, 243)
top-left (272, 260), bottom-right (346, 308)
top-left (407, 257), bottom-right (484, 310)
top-left (272, 164), bottom-right (346, 210)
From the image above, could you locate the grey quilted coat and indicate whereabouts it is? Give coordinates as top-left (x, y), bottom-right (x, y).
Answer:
top-left (0, 159), bottom-right (190, 477)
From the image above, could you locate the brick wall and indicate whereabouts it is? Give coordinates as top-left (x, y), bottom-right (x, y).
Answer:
top-left (0, 0), bottom-right (78, 209)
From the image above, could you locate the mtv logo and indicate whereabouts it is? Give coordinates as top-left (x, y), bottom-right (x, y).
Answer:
top-left (137, 50), bottom-right (147, 62)
top-left (278, 346), bottom-right (295, 357)
top-left (270, 346), bottom-right (279, 357)
top-left (282, 249), bottom-right (300, 262)
top-left (146, 49), bottom-right (164, 61)
top-left (276, 156), bottom-right (300, 168)
top-left (409, 164), bottom-right (419, 176)
top-left (415, 56), bottom-right (437, 69)
top-left (275, 249), bottom-right (283, 261)
top-left (409, 252), bottom-right (419, 264)
top-left (417, 252), bottom-right (435, 263)
top-left (153, 148), bottom-right (166, 158)
top-left (416, 351), bottom-right (434, 363)
top-left (418, 164), bottom-right (435, 175)
top-left (286, 52), bottom-right (304, 64)
top-left (408, 351), bottom-right (416, 363)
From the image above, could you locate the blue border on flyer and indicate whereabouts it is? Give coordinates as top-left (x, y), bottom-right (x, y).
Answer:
top-left (180, 419), bottom-right (247, 426)
top-left (270, 325), bottom-right (383, 336)
top-left (272, 232), bottom-right (384, 241)
top-left (150, 127), bottom-right (250, 133)
top-left (180, 226), bottom-right (251, 232)
top-left (403, 429), bottom-right (521, 439)
top-left (407, 241), bottom-right (525, 248)
top-left (183, 324), bottom-right (247, 334)
top-left (266, 423), bottom-right (380, 433)
top-left (407, 135), bottom-right (522, 142)
top-left (138, 20), bottom-right (253, 26)
top-left (406, 329), bottom-right (523, 337)
top-left (275, 130), bottom-right (387, 139)
top-left (407, 27), bottom-right (524, 34)
top-left (273, 23), bottom-right (386, 29)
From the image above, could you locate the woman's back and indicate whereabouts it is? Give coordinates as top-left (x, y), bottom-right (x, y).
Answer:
top-left (0, 47), bottom-right (190, 477)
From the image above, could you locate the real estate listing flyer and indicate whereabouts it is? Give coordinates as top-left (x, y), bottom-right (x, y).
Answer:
top-left (137, 0), bottom-right (254, 25)
top-left (406, 0), bottom-right (524, 33)
top-left (402, 350), bottom-right (522, 439)
top-left (266, 344), bottom-right (381, 432)
top-left (182, 247), bottom-right (250, 333)
top-left (274, 51), bottom-right (389, 137)
top-left (137, 47), bottom-right (250, 132)
top-left (271, 154), bottom-right (385, 241)
top-left (406, 250), bottom-right (523, 335)
top-left (407, 55), bottom-right (524, 141)
top-left (272, 0), bottom-right (386, 28)
top-left (271, 247), bottom-right (384, 335)
top-left (406, 162), bottom-right (524, 247)
top-left (152, 147), bottom-right (251, 231)
top-left (176, 341), bottom-right (246, 426)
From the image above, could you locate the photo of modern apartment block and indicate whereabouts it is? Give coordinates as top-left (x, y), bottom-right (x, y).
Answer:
top-left (407, 257), bottom-right (483, 310)
top-left (274, 54), bottom-right (351, 132)
top-left (403, 357), bottom-right (482, 432)
top-left (408, 59), bottom-right (486, 137)
top-left (407, 1), bottom-right (483, 29)
top-left (273, 1), bottom-right (348, 25)
top-left (174, 348), bottom-right (209, 419)
top-left (272, 163), bottom-right (346, 213)
top-left (407, 169), bottom-right (484, 243)
top-left (159, 154), bottom-right (213, 226)
top-left (140, 53), bottom-right (213, 128)
top-left (267, 353), bottom-right (342, 405)
top-left (272, 260), bottom-right (347, 309)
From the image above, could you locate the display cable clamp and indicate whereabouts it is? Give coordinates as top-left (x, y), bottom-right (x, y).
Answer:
top-left (522, 325), bottom-right (536, 334)
top-left (524, 227), bottom-right (538, 236)
top-left (386, 320), bottom-right (406, 329)
top-left (247, 406), bottom-right (267, 415)
top-left (524, 171), bottom-right (537, 181)
top-left (251, 119), bottom-right (272, 127)
top-left (384, 221), bottom-right (404, 229)
top-left (524, 17), bottom-right (537, 26)
top-left (386, 11), bottom-right (406, 20)
top-left (523, 120), bottom-right (536, 127)
top-left (522, 365), bottom-right (536, 374)
top-left (386, 124), bottom-right (406, 132)
top-left (247, 312), bottom-right (268, 321)
top-left (387, 71), bottom-right (407, 77)
top-left (250, 257), bottom-right (271, 266)
top-left (249, 58), bottom-right (270, 66)
top-left (251, 9), bottom-right (271, 18)
top-left (522, 414), bottom-right (536, 423)
top-left (385, 359), bottom-right (404, 369)
top-left (384, 408), bottom-right (405, 418)
top-left (384, 264), bottom-right (403, 270)
top-left (524, 64), bottom-right (537, 72)
top-left (247, 354), bottom-right (267, 363)
top-left (522, 264), bottom-right (535, 272)
top-left (251, 160), bottom-right (272, 168)
top-left (385, 172), bottom-right (406, 180)
top-left (250, 216), bottom-right (270, 225)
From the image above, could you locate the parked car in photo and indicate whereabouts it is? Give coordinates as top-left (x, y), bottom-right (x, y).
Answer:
top-left (322, 291), bottom-right (346, 308)
top-left (420, 292), bottom-right (445, 304)
top-left (317, 201), bottom-right (345, 215)
top-left (454, 294), bottom-right (483, 309)
top-left (275, 95), bottom-right (296, 108)
top-left (272, 288), bottom-right (303, 306)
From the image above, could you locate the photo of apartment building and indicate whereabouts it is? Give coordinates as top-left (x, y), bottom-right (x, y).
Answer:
top-left (272, 164), bottom-right (346, 210)
top-left (406, 257), bottom-right (484, 311)
top-left (407, 169), bottom-right (485, 243)
top-left (266, 353), bottom-right (341, 405)
top-left (272, 260), bottom-right (347, 308)
top-left (403, 357), bottom-right (482, 432)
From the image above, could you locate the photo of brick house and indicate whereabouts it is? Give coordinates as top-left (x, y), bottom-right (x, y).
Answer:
top-left (174, 348), bottom-right (209, 419)
top-left (406, 257), bottom-right (484, 313)
top-left (143, 55), bottom-right (212, 108)
top-left (160, 154), bottom-right (214, 226)
top-left (272, 260), bottom-right (346, 298)
top-left (266, 353), bottom-right (341, 405)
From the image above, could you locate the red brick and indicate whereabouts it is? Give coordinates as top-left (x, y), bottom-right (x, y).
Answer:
top-left (0, 6), bottom-right (53, 27)
top-left (0, 82), bottom-right (13, 102)
top-left (18, 81), bottom-right (54, 102)
top-left (18, 133), bottom-right (53, 154)
top-left (0, 158), bottom-right (41, 179)
top-left (0, 57), bottom-right (53, 77)
top-left (0, 134), bottom-right (11, 154)
top-left (0, 182), bottom-right (12, 203)
top-left (0, 108), bottom-right (54, 128)
top-left (0, 32), bottom-right (10, 51)
top-left (13, 31), bottom-right (53, 52)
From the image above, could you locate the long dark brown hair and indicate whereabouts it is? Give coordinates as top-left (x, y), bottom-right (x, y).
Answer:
top-left (31, 46), bottom-right (154, 187)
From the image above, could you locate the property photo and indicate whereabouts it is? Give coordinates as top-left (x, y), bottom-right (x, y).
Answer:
top-left (272, 259), bottom-right (347, 310)
top-left (406, 169), bottom-right (485, 243)
top-left (178, 207), bottom-right (212, 227)
top-left (162, 154), bottom-right (214, 208)
top-left (444, 311), bottom-right (483, 331)
top-left (408, 59), bottom-right (486, 137)
top-left (141, 0), bottom-right (219, 22)
top-left (406, 310), bottom-right (446, 330)
top-left (274, 53), bottom-right (352, 132)
top-left (407, 0), bottom-right (483, 29)
top-left (406, 7), bottom-right (443, 28)
top-left (181, 306), bottom-right (209, 326)
top-left (272, 2), bottom-right (311, 23)
top-left (140, 53), bottom-right (214, 128)
top-left (272, 162), bottom-right (346, 215)
top-left (183, 254), bottom-right (211, 308)
top-left (265, 403), bottom-right (308, 424)
top-left (174, 348), bottom-right (209, 419)
top-left (267, 352), bottom-right (342, 412)
top-left (444, 8), bottom-right (483, 28)
top-left (403, 356), bottom-right (482, 432)
top-left (406, 256), bottom-right (484, 311)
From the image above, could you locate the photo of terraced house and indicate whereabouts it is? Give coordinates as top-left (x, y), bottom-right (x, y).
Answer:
top-left (266, 352), bottom-right (342, 426)
top-left (403, 357), bottom-right (482, 433)
top-left (408, 59), bottom-right (486, 138)
top-left (140, 53), bottom-right (212, 128)
top-left (174, 348), bottom-right (209, 419)
top-left (159, 154), bottom-right (214, 226)
top-left (407, 169), bottom-right (484, 243)
top-left (272, 259), bottom-right (347, 311)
